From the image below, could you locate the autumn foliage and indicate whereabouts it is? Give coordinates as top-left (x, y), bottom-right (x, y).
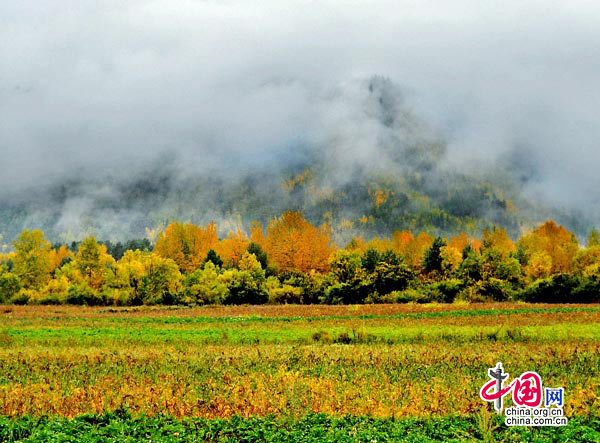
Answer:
top-left (519, 221), bottom-right (579, 277)
top-left (154, 222), bottom-right (219, 273)
top-left (1, 215), bottom-right (599, 306)
top-left (259, 211), bottom-right (334, 273)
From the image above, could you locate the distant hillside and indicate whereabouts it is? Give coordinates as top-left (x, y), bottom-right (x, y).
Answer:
top-left (0, 77), bottom-right (592, 246)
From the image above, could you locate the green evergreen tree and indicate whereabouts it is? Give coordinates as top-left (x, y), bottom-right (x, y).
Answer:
top-left (204, 249), bottom-right (223, 268)
top-left (423, 237), bottom-right (446, 274)
top-left (247, 243), bottom-right (268, 270)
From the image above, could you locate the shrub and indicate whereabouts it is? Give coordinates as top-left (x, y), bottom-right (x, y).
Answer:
top-left (423, 279), bottom-right (464, 303)
top-left (138, 256), bottom-right (182, 305)
top-left (266, 277), bottom-right (303, 304)
top-left (458, 251), bottom-right (482, 282)
top-left (0, 271), bottom-right (21, 303)
top-left (456, 285), bottom-right (489, 303)
top-left (361, 248), bottom-right (381, 273)
top-left (247, 243), bottom-right (269, 272)
top-left (321, 280), bottom-right (372, 304)
top-left (521, 274), bottom-right (580, 303)
top-left (372, 262), bottom-right (415, 295)
top-left (219, 253), bottom-right (268, 305)
top-left (182, 262), bottom-right (227, 305)
top-left (572, 277), bottom-right (600, 303)
top-left (9, 289), bottom-right (33, 305)
top-left (494, 257), bottom-right (522, 283)
top-left (66, 282), bottom-right (104, 306)
top-left (102, 288), bottom-right (135, 306)
top-left (220, 269), bottom-right (268, 305)
top-left (278, 270), bottom-right (325, 304)
top-left (521, 274), bottom-right (600, 304)
top-left (36, 276), bottom-right (70, 304)
top-left (382, 289), bottom-right (431, 304)
top-left (333, 330), bottom-right (375, 344)
top-left (481, 278), bottom-right (515, 301)
top-left (35, 294), bottom-right (63, 305)
top-left (324, 250), bottom-right (373, 304)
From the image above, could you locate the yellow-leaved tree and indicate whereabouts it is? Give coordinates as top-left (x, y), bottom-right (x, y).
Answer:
top-left (345, 236), bottom-right (367, 252)
top-left (49, 245), bottom-right (73, 273)
top-left (573, 246), bottom-right (600, 277)
top-left (365, 237), bottom-right (393, 252)
top-left (74, 237), bottom-right (115, 289)
top-left (519, 221), bottom-right (579, 277)
top-left (13, 230), bottom-right (52, 289)
top-left (112, 250), bottom-right (182, 305)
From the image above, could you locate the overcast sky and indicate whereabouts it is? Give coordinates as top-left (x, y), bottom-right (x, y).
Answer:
top-left (1, 0), bottom-right (599, 215)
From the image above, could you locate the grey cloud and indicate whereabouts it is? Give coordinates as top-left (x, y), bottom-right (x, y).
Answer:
top-left (1, 0), bottom-right (599, 240)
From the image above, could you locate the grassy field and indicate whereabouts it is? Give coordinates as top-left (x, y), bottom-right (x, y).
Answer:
top-left (0, 303), bottom-right (599, 442)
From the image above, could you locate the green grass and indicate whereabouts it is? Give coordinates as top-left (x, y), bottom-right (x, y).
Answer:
top-left (2, 319), bottom-right (600, 347)
top-left (0, 413), bottom-right (598, 443)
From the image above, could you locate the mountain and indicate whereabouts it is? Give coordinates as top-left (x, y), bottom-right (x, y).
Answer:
top-left (0, 77), bottom-right (592, 246)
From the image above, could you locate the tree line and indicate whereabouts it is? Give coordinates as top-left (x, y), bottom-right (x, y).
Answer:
top-left (1, 210), bottom-right (599, 306)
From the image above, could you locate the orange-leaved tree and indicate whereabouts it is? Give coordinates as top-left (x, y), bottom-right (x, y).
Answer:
top-left (155, 222), bottom-right (218, 272)
top-left (217, 229), bottom-right (250, 267)
top-left (449, 232), bottom-right (481, 254)
top-left (404, 232), bottom-right (434, 268)
top-left (263, 211), bottom-right (334, 273)
top-left (482, 227), bottom-right (516, 257)
top-left (392, 230), bottom-right (414, 255)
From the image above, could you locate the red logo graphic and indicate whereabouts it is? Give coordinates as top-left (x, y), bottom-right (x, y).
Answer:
top-left (480, 363), bottom-right (543, 412)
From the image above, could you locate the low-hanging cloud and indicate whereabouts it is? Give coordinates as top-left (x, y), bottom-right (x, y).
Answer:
top-left (1, 0), bottom-right (599, 241)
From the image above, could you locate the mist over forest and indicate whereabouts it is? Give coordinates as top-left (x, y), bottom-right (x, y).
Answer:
top-left (1, 1), bottom-right (599, 245)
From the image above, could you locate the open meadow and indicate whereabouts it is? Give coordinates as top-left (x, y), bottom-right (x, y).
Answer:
top-left (0, 303), bottom-right (599, 442)
top-left (4, 0), bottom-right (600, 440)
